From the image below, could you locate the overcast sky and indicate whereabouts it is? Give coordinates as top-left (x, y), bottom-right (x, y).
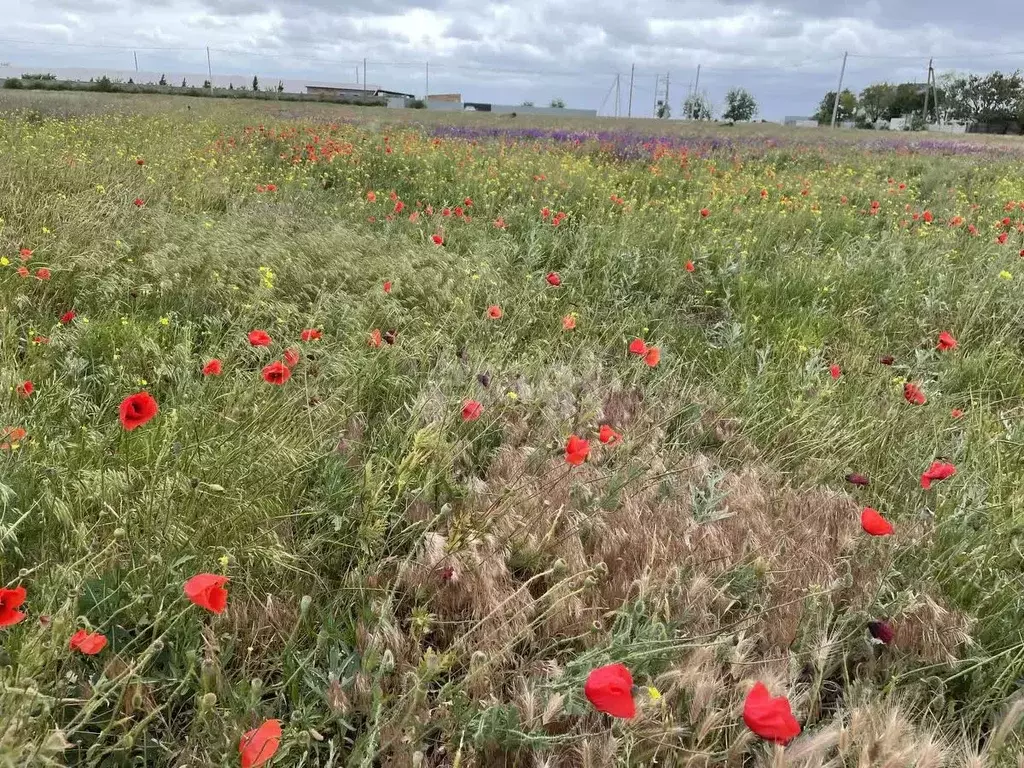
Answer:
top-left (3, 0), bottom-right (1023, 119)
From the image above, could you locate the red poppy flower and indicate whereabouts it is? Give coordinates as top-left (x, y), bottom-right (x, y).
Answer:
top-left (997, 232), bottom-right (1009, 245)
top-left (368, 329), bottom-right (382, 348)
top-left (920, 461), bottom-right (956, 490)
top-left (184, 573), bottom-right (229, 613)
top-left (240, 719), bottom-right (282, 768)
top-left (923, 210), bottom-right (933, 223)
top-left (493, 217), bottom-right (507, 229)
top-left (383, 280), bottom-right (392, 293)
top-left (203, 359), bottom-right (223, 376)
top-left (644, 347), bottom-right (661, 367)
top-left (119, 392), bottom-right (159, 431)
top-left (262, 361), bottom-right (291, 385)
top-left (431, 234), bottom-right (444, 246)
top-left (743, 682), bottom-right (801, 744)
top-left (562, 314), bottom-right (576, 330)
top-left (1, 426), bottom-right (27, 450)
top-left (867, 620), bottom-right (894, 645)
top-left (861, 507), bottom-right (893, 536)
top-left (464, 197), bottom-right (473, 207)
top-left (685, 260), bottom-right (695, 272)
top-left (17, 266), bottom-right (28, 278)
top-left (35, 268), bottom-right (51, 280)
top-left (879, 354), bottom-right (895, 366)
top-left (599, 424), bottom-right (621, 445)
top-left (840, 195), bottom-right (848, 204)
top-left (136, 158), bottom-right (145, 165)
top-left (584, 663), bottom-right (635, 719)
top-left (33, 335), bottom-right (49, 345)
top-left (968, 224), bottom-right (978, 236)
top-left (284, 347), bottom-right (300, 367)
top-left (133, 198), bottom-right (145, 207)
top-left (937, 331), bottom-right (957, 351)
top-left (60, 311), bottom-right (76, 325)
top-left (565, 435), bottom-right (590, 466)
top-left (461, 399), bottom-right (483, 422)
top-left (487, 305), bottom-right (502, 320)
top-left (17, 381), bottom-right (33, 398)
top-left (628, 338), bottom-right (648, 356)
top-left (546, 272), bottom-right (561, 287)
top-left (454, 205), bottom-right (464, 217)
top-left (951, 408), bottom-right (964, 419)
top-left (541, 207), bottom-right (551, 219)
top-left (19, 248), bottom-right (32, 261)
top-left (903, 382), bottom-right (927, 406)
top-left (248, 330), bottom-right (272, 347)
top-left (300, 328), bottom-right (321, 342)
top-left (829, 364), bottom-right (841, 379)
top-left (700, 207), bottom-right (710, 218)
top-left (394, 201), bottom-right (405, 214)
top-left (0, 586), bottom-right (27, 627)
top-left (69, 629), bottom-right (107, 655)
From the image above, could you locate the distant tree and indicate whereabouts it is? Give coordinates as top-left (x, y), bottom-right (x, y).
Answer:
top-left (228, 82), bottom-right (234, 90)
top-left (181, 77), bottom-right (187, 88)
top-left (814, 89), bottom-right (857, 124)
top-left (656, 100), bottom-right (671, 119)
top-left (203, 79), bottom-right (211, 89)
top-left (252, 75), bottom-right (259, 92)
top-left (521, 100), bottom-right (534, 106)
top-left (683, 92), bottom-right (712, 120)
top-left (722, 87), bottom-right (757, 121)
top-left (550, 97), bottom-right (565, 108)
top-left (277, 80), bottom-right (284, 93)
top-left (859, 83), bottom-right (895, 122)
top-left (945, 70), bottom-right (1023, 123)
top-left (159, 74), bottom-right (167, 86)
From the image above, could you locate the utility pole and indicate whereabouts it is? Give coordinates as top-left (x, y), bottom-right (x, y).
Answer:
top-left (363, 58), bottom-right (367, 96)
top-left (830, 51), bottom-right (848, 129)
top-left (665, 71), bottom-right (669, 115)
top-left (133, 51), bottom-right (138, 72)
top-left (693, 64), bottom-right (701, 96)
top-left (627, 63), bottom-right (635, 117)
top-left (653, 74), bottom-right (659, 117)
top-left (922, 57), bottom-right (934, 124)
top-left (614, 73), bottom-right (620, 117)
top-left (206, 47), bottom-right (212, 81)
top-left (425, 61), bottom-right (429, 100)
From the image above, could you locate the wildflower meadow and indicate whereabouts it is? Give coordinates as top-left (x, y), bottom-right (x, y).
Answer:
top-left (3, 93), bottom-right (1024, 766)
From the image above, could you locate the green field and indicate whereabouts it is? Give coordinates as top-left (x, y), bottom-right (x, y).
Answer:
top-left (3, 92), bottom-right (1024, 766)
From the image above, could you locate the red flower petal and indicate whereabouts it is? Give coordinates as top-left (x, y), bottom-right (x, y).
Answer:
top-left (584, 663), bottom-right (635, 719)
top-left (743, 682), bottom-right (801, 744)
top-left (861, 507), bottom-right (893, 536)
top-left (461, 400), bottom-right (483, 422)
top-left (183, 573), bottom-right (229, 614)
top-left (119, 392), bottom-right (159, 431)
top-left (240, 719), bottom-right (282, 768)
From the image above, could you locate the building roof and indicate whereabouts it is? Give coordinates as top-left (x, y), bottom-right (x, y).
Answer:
top-left (307, 83), bottom-right (383, 91)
